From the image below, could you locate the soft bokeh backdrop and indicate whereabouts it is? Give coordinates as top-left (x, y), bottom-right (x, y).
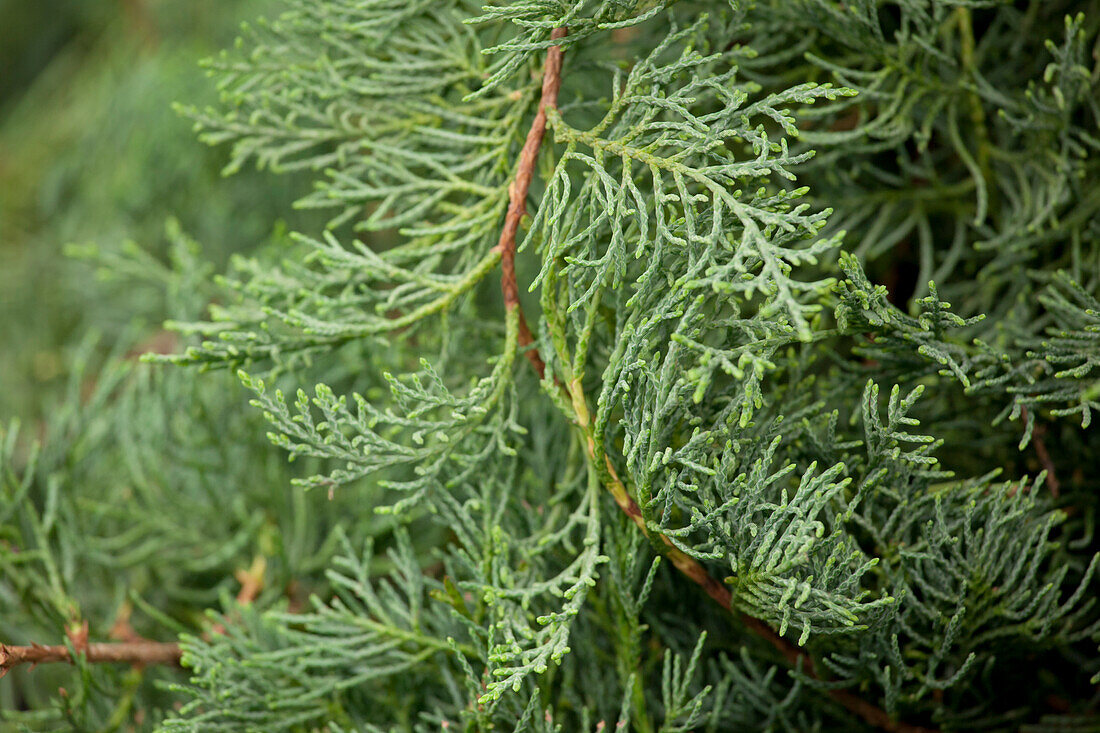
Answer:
top-left (0, 0), bottom-right (313, 420)
top-left (0, 4), bottom-right (396, 725)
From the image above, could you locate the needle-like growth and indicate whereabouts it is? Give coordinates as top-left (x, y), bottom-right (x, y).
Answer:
top-left (3, 1), bottom-right (1099, 730)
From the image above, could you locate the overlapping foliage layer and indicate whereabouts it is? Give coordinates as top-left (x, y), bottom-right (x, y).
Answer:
top-left (2, 1), bottom-right (1099, 731)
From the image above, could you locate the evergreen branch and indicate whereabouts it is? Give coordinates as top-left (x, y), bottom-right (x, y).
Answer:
top-left (568, 377), bottom-right (938, 733)
top-left (20, 3), bottom-right (1093, 727)
top-left (495, 21), bottom-right (937, 733)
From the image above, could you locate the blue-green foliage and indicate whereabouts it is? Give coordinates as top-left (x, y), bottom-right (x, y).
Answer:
top-left (2, 0), bottom-right (1099, 731)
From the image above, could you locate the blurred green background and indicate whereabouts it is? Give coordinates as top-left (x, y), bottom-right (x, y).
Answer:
top-left (0, 0), bottom-right (312, 421)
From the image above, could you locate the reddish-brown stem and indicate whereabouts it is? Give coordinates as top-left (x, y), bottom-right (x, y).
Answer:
top-left (1020, 407), bottom-right (1061, 498)
top-left (497, 28), bottom-right (937, 733)
top-left (494, 27), bottom-right (568, 380)
top-left (1031, 430), bottom-right (1060, 497)
top-left (0, 641), bottom-right (180, 675)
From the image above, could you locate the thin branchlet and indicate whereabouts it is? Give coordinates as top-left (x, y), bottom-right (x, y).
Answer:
top-left (0, 642), bottom-right (181, 674)
top-left (495, 26), bottom-right (568, 380)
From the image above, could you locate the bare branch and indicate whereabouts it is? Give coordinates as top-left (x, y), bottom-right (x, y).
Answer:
top-left (0, 640), bottom-right (180, 675)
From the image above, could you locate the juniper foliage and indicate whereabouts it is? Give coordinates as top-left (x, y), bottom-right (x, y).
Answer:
top-left (2, 1), bottom-right (1100, 731)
